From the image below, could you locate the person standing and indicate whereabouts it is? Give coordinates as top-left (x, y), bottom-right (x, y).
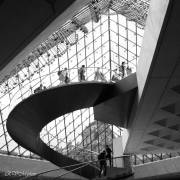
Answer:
top-left (94, 67), bottom-right (101, 81)
top-left (78, 65), bottom-right (86, 82)
top-left (119, 61), bottom-right (125, 79)
top-left (57, 69), bottom-right (64, 83)
top-left (98, 150), bottom-right (107, 177)
top-left (106, 145), bottom-right (112, 167)
top-left (63, 68), bottom-right (70, 84)
top-left (94, 67), bottom-right (107, 82)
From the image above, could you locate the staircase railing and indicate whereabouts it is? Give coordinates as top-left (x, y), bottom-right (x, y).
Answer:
top-left (19, 161), bottom-right (94, 180)
top-left (18, 155), bottom-right (133, 180)
top-left (9, 65), bottom-right (134, 109)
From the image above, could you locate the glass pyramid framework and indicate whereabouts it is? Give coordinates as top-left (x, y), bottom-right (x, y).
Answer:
top-left (0, 0), bottom-right (149, 162)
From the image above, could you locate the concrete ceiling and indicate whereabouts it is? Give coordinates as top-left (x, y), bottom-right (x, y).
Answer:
top-left (0, 0), bottom-right (90, 82)
top-left (0, 0), bottom-right (74, 70)
top-left (126, 0), bottom-right (180, 153)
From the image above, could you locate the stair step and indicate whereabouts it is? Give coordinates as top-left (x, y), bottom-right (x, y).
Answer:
top-left (93, 167), bottom-right (134, 180)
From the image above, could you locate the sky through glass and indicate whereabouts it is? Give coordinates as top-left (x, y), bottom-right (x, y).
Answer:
top-left (0, 0), bottom-right (149, 162)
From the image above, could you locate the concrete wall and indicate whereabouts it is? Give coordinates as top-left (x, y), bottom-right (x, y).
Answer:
top-left (0, 154), bottom-right (87, 180)
top-left (125, 0), bottom-right (172, 154)
top-left (136, 0), bottom-right (170, 99)
top-left (113, 137), bottom-right (124, 167)
top-left (133, 156), bottom-right (180, 179)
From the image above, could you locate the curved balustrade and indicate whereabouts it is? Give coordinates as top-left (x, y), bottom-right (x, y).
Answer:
top-left (9, 65), bottom-right (134, 110)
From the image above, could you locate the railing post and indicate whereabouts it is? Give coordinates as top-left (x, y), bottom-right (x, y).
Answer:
top-left (123, 154), bottom-right (133, 175)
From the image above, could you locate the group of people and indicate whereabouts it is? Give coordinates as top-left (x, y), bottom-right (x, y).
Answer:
top-left (33, 62), bottom-right (131, 94)
top-left (98, 145), bottom-right (112, 177)
top-left (112, 62), bottom-right (132, 82)
top-left (57, 68), bottom-right (70, 84)
top-left (57, 62), bottom-right (132, 84)
top-left (57, 65), bottom-right (106, 84)
top-left (57, 65), bottom-right (86, 84)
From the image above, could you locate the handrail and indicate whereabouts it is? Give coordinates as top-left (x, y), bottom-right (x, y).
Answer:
top-left (19, 156), bottom-right (131, 180)
top-left (53, 162), bottom-right (91, 180)
top-left (19, 160), bottom-right (92, 180)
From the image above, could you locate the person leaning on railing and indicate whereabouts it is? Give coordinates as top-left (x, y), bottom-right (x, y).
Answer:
top-left (94, 67), bottom-right (107, 82)
top-left (126, 66), bottom-right (132, 76)
top-left (112, 69), bottom-right (120, 82)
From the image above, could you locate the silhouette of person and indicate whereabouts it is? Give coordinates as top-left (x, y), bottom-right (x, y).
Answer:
top-left (78, 65), bottom-right (86, 82)
top-left (126, 66), bottom-right (132, 76)
top-left (94, 67), bottom-right (106, 82)
top-left (58, 69), bottom-right (64, 83)
top-left (112, 69), bottom-right (119, 82)
top-left (98, 150), bottom-right (107, 177)
top-left (34, 84), bottom-right (46, 93)
top-left (106, 145), bottom-right (112, 167)
top-left (119, 61), bottom-right (125, 78)
top-left (63, 68), bottom-right (70, 84)
top-left (58, 68), bottom-right (70, 84)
